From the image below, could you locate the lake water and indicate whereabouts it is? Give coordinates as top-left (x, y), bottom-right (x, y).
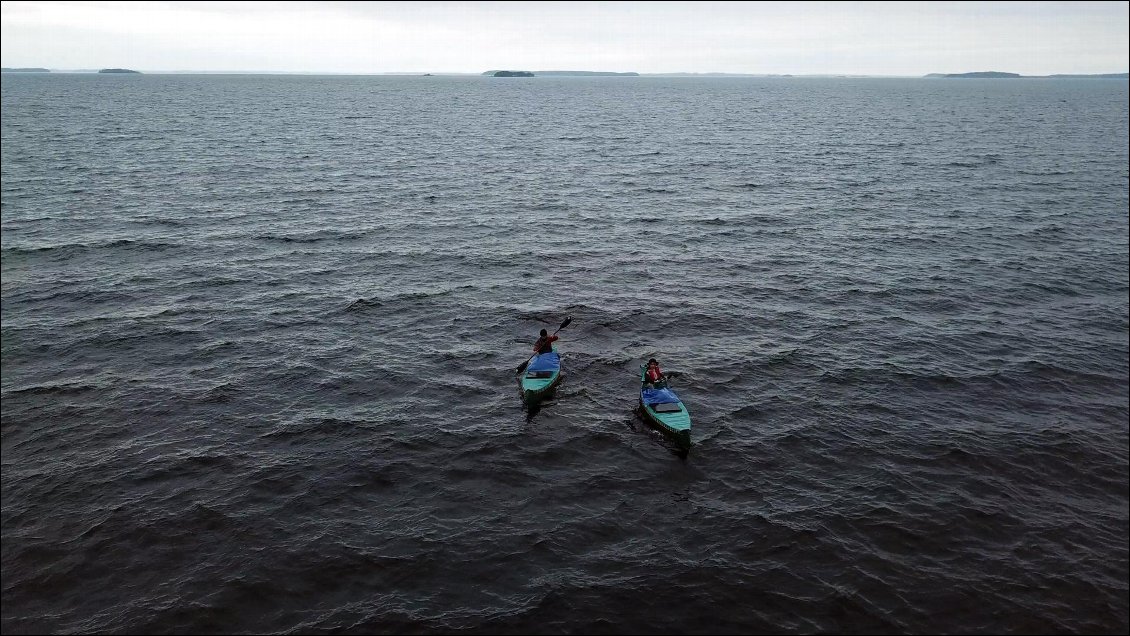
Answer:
top-left (2, 73), bottom-right (1127, 634)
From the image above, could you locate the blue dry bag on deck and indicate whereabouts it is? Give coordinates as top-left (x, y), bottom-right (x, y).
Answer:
top-left (527, 352), bottom-right (560, 372)
top-left (641, 388), bottom-right (680, 405)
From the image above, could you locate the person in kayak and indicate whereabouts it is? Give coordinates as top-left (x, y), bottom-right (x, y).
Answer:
top-left (644, 358), bottom-right (667, 388)
top-left (533, 329), bottom-right (558, 355)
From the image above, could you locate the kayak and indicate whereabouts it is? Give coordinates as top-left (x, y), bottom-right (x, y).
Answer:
top-left (520, 346), bottom-right (562, 406)
top-left (638, 365), bottom-right (691, 447)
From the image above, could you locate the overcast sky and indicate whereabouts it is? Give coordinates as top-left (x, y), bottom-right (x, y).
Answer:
top-left (2, 1), bottom-right (1127, 75)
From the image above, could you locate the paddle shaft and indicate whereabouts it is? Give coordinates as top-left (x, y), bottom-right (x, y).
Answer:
top-left (516, 317), bottom-right (572, 374)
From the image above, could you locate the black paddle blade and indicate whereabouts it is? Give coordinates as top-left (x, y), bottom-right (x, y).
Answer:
top-left (555, 316), bottom-right (572, 333)
top-left (516, 358), bottom-right (530, 375)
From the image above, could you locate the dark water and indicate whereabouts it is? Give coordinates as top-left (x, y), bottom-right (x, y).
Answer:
top-left (2, 74), bottom-right (1127, 634)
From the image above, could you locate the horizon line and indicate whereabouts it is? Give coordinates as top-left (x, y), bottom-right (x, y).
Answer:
top-left (4, 68), bottom-right (1128, 77)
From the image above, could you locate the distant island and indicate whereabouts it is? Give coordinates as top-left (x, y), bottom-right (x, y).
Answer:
top-left (488, 70), bottom-right (534, 77)
top-left (926, 71), bottom-right (1127, 79)
top-left (98, 68), bottom-right (141, 74)
top-left (1, 67), bottom-right (50, 73)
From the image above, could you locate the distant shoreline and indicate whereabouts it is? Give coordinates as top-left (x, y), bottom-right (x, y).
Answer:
top-left (925, 71), bottom-right (1128, 79)
top-left (3, 68), bottom-right (1126, 79)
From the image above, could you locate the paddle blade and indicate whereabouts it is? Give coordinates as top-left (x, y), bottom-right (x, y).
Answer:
top-left (516, 359), bottom-right (530, 375)
top-left (554, 317), bottom-right (572, 334)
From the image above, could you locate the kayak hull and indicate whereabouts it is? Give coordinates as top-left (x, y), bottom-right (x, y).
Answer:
top-left (520, 347), bottom-right (561, 406)
top-left (639, 365), bottom-right (692, 447)
top-left (639, 400), bottom-right (692, 448)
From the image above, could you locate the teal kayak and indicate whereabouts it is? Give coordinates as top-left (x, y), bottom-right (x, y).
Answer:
top-left (638, 365), bottom-right (691, 447)
top-left (520, 346), bottom-right (561, 406)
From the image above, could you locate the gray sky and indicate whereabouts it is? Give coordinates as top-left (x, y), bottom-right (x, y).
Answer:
top-left (2, 1), bottom-right (1127, 75)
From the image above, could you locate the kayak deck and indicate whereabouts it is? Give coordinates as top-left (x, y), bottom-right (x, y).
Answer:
top-left (638, 365), bottom-right (691, 447)
top-left (520, 347), bottom-right (561, 405)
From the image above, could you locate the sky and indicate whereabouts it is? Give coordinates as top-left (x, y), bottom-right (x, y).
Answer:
top-left (1, 1), bottom-right (1127, 75)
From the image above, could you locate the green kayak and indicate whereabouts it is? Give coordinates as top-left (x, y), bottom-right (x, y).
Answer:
top-left (519, 346), bottom-right (562, 406)
top-left (638, 365), bottom-right (691, 447)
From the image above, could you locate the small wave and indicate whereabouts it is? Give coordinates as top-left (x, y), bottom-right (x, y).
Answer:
top-left (172, 277), bottom-right (245, 290)
top-left (346, 286), bottom-right (473, 312)
top-left (1, 239), bottom-right (180, 258)
top-left (833, 287), bottom-right (897, 300)
top-left (4, 382), bottom-right (99, 397)
top-left (1012, 360), bottom-right (1126, 388)
top-left (133, 217), bottom-right (188, 227)
top-left (765, 348), bottom-right (802, 366)
top-left (731, 404), bottom-right (762, 419)
top-left (260, 416), bottom-right (368, 440)
top-left (128, 453), bottom-right (237, 486)
top-left (1019, 224), bottom-right (1066, 238)
top-left (257, 230), bottom-right (368, 244)
top-left (818, 365), bottom-right (979, 389)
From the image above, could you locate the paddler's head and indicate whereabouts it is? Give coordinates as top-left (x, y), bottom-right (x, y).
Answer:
top-left (540, 329), bottom-right (548, 337)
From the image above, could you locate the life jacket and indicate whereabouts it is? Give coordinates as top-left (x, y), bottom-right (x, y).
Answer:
top-left (534, 334), bottom-right (558, 354)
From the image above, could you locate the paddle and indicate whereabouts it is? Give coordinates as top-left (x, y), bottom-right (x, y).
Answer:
top-left (516, 316), bottom-right (572, 375)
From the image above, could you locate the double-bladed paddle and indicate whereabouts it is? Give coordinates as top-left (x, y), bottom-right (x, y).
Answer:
top-left (516, 316), bottom-right (572, 375)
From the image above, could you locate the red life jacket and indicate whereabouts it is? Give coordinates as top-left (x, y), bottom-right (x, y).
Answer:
top-left (533, 334), bottom-right (558, 354)
top-left (646, 365), bottom-right (663, 382)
